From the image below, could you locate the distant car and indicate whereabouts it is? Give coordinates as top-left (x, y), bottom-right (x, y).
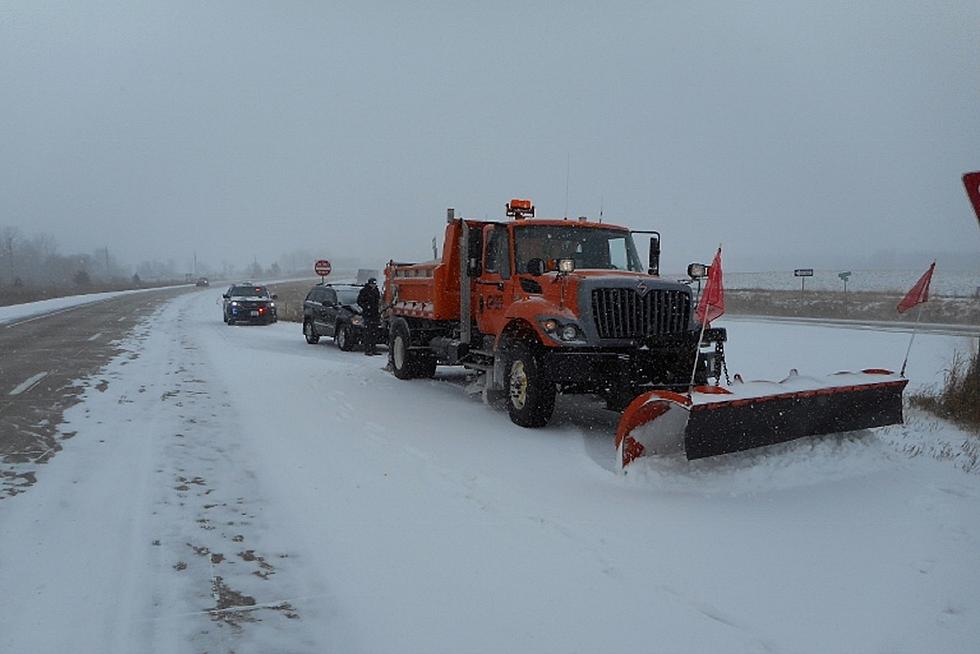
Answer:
top-left (195, 277), bottom-right (210, 287)
top-left (222, 283), bottom-right (278, 325)
top-left (302, 283), bottom-right (383, 350)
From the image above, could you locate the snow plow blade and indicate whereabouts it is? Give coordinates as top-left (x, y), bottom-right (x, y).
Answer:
top-left (616, 369), bottom-right (909, 468)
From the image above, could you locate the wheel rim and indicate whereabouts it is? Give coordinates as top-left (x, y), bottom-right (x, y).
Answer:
top-left (393, 335), bottom-right (406, 369)
top-left (509, 361), bottom-right (528, 410)
top-left (304, 322), bottom-right (312, 338)
top-left (337, 326), bottom-right (346, 348)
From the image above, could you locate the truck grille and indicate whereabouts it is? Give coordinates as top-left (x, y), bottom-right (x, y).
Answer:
top-left (591, 288), bottom-right (691, 339)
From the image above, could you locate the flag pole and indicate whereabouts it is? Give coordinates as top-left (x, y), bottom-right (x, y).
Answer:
top-left (688, 316), bottom-right (709, 396)
top-left (900, 302), bottom-right (924, 377)
top-left (688, 244), bottom-right (721, 396)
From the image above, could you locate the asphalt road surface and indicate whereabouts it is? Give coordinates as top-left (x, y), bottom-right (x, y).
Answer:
top-left (0, 287), bottom-right (195, 496)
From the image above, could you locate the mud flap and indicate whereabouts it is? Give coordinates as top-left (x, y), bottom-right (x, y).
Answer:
top-left (616, 370), bottom-right (909, 468)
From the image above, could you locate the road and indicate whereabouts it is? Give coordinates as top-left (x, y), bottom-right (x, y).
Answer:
top-left (1, 289), bottom-right (978, 654)
top-left (0, 287), bottom-right (194, 495)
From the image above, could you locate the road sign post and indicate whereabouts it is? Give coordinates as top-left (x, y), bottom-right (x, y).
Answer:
top-left (314, 259), bottom-right (332, 284)
top-left (794, 268), bottom-right (813, 297)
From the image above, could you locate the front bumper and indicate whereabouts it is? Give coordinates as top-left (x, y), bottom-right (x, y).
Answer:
top-left (539, 327), bottom-right (726, 390)
top-left (540, 348), bottom-right (693, 386)
top-left (228, 305), bottom-right (277, 323)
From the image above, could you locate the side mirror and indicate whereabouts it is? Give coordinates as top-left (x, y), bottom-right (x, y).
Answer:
top-left (687, 262), bottom-right (708, 280)
top-left (222, 293), bottom-right (229, 299)
top-left (526, 258), bottom-right (545, 276)
top-left (648, 236), bottom-right (661, 276)
top-left (272, 294), bottom-right (279, 300)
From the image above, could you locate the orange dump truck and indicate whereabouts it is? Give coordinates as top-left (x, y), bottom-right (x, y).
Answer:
top-left (383, 200), bottom-right (726, 426)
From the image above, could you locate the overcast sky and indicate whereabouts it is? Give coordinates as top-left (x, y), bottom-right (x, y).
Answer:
top-left (2, 0), bottom-right (978, 273)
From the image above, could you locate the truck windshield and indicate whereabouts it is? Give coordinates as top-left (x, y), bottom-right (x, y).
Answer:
top-left (513, 225), bottom-right (643, 273)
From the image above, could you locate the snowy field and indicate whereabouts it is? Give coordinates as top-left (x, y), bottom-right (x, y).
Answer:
top-left (723, 269), bottom-right (979, 296)
top-left (1, 289), bottom-right (978, 653)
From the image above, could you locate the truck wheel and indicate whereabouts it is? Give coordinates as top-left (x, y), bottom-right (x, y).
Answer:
top-left (304, 320), bottom-right (320, 344)
top-left (390, 321), bottom-right (417, 379)
top-left (505, 341), bottom-right (556, 428)
top-left (335, 323), bottom-right (353, 351)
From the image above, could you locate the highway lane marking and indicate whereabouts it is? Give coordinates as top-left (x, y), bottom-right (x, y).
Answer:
top-left (3, 305), bottom-right (89, 328)
top-left (117, 316), bottom-right (126, 322)
top-left (8, 372), bottom-right (49, 396)
top-left (87, 332), bottom-right (103, 342)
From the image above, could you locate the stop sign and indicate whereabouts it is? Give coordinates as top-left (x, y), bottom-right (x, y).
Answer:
top-left (314, 259), bottom-right (332, 276)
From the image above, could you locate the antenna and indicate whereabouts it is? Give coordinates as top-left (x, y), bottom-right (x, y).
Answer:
top-left (563, 153), bottom-right (570, 219)
top-left (599, 195), bottom-right (604, 224)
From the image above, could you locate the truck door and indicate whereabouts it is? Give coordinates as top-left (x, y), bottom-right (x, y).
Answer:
top-left (475, 224), bottom-right (512, 337)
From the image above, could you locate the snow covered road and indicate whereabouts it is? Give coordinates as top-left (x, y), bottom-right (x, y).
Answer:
top-left (1, 289), bottom-right (978, 653)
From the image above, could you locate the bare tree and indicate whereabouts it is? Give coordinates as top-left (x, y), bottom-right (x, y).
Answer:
top-left (0, 226), bottom-right (23, 285)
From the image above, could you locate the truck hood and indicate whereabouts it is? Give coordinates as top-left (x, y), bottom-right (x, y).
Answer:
top-left (535, 269), bottom-right (691, 293)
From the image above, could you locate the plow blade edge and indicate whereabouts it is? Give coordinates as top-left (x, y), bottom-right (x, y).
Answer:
top-left (616, 370), bottom-right (909, 467)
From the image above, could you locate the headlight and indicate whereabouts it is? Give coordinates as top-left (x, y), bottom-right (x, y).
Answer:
top-left (351, 316), bottom-right (364, 325)
top-left (540, 318), bottom-right (559, 332)
top-left (269, 302), bottom-right (276, 308)
top-left (538, 318), bottom-right (584, 342)
top-left (230, 301), bottom-right (239, 306)
top-left (558, 258), bottom-right (575, 274)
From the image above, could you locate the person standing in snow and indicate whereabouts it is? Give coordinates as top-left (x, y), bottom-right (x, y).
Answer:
top-left (357, 277), bottom-right (382, 355)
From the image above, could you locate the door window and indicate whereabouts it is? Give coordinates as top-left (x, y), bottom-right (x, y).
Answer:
top-left (484, 226), bottom-right (511, 278)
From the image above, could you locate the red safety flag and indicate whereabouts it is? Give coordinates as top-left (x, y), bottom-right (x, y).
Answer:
top-left (897, 262), bottom-right (935, 314)
top-left (963, 171), bottom-right (980, 226)
top-left (696, 247), bottom-right (725, 324)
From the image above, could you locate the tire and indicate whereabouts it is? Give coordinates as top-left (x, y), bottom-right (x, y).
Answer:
top-left (504, 340), bottom-right (556, 428)
top-left (335, 323), bottom-right (354, 351)
top-left (390, 322), bottom-right (415, 379)
top-left (225, 313), bottom-right (234, 326)
top-left (304, 320), bottom-right (320, 344)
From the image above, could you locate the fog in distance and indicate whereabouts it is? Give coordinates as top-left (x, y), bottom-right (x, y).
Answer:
top-left (2, 1), bottom-right (978, 275)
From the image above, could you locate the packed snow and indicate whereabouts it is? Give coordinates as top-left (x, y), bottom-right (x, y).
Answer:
top-left (0, 289), bottom-right (978, 653)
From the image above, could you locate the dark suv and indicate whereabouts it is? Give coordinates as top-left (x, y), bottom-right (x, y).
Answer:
top-left (302, 284), bottom-right (382, 350)
top-left (222, 283), bottom-right (278, 325)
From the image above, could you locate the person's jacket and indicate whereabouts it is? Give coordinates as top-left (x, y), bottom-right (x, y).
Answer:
top-left (357, 284), bottom-right (381, 320)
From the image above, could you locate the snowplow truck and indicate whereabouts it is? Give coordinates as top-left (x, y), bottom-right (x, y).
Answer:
top-left (383, 200), bottom-right (907, 464)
